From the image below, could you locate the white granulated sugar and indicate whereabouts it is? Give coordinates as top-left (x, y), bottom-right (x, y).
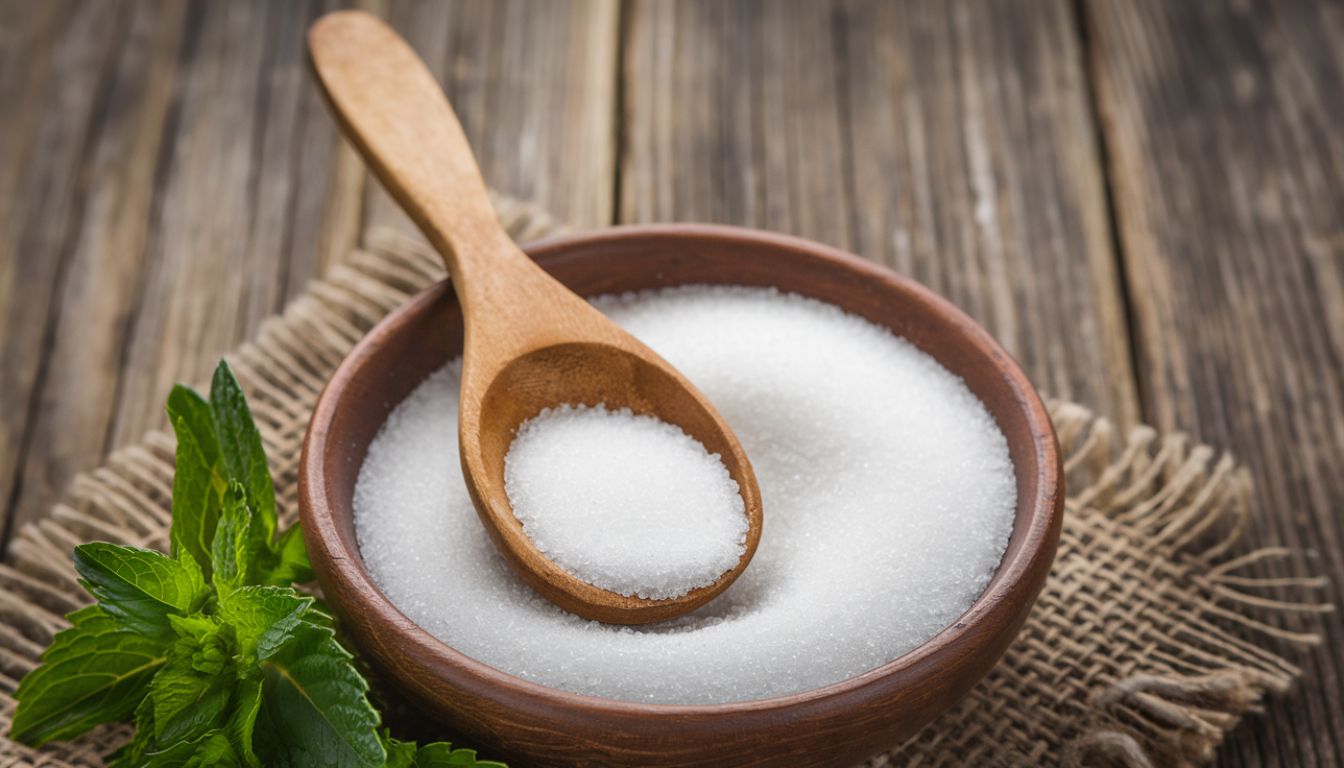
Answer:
top-left (504, 404), bottom-right (747, 600)
top-left (354, 286), bottom-right (1017, 705)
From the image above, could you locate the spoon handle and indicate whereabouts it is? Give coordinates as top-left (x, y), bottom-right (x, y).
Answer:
top-left (307, 11), bottom-right (535, 312)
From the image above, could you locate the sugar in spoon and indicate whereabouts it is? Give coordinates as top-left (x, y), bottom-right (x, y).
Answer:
top-left (308, 11), bottom-right (762, 624)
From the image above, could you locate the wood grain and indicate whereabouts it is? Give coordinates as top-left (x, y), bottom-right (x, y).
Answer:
top-left (0, 0), bottom-right (131, 542)
top-left (0, 0), bottom-right (618, 542)
top-left (620, 0), bottom-right (1140, 426)
top-left (1085, 0), bottom-right (1344, 765)
top-left (360, 0), bottom-right (619, 235)
top-left (5, 0), bottom-right (187, 549)
top-left (106, 0), bottom-right (331, 448)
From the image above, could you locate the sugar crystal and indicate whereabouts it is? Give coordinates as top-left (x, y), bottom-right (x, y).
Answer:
top-left (504, 404), bottom-right (747, 600)
top-left (354, 286), bottom-right (1016, 704)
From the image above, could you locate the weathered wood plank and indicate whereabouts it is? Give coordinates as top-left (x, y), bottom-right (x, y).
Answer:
top-left (232, 0), bottom-right (329, 340)
top-left (620, 0), bottom-right (1140, 424)
top-left (0, 0), bottom-right (619, 546)
top-left (280, 0), bottom-right (372, 303)
top-left (105, 0), bottom-right (300, 447)
top-left (361, 0), bottom-right (619, 236)
top-left (0, 0), bottom-right (130, 542)
top-left (5, 0), bottom-right (188, 542)
top-left (1086, 0), bottom-right (1344, 764)
top-left (107, 0), bottom-right (616, 444)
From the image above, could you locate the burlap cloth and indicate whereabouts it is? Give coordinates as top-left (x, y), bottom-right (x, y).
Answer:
top-left (0, 196), bottom-right (1327, 768)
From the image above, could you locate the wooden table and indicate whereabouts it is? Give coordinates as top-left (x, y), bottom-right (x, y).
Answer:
top-left (2, 1), bottom-right (1340, 764)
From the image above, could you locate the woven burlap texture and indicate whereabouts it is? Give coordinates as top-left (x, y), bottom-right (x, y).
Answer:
top-left (0, 196), bottom-right (1326, 768)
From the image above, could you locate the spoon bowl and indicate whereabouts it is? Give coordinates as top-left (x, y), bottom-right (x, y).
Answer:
top-left (466, 339), bottom-right (763, 623)
top-left (308, 10), bottom-right (762, 623)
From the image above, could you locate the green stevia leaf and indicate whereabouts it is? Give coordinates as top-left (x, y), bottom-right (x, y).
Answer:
top-left (190, 731), bottom-right (243, 767)
top-left (168, 428), bottom-right (223, 578)
top-left (175, 540), bottom-right (205, 599)
top-left (210, 362), bottom-right (277, 544)
top-left (11, 606), bottom-right (168, 745)
top-left (212, 482), bottom-right (272, 593)
top-left (149, 653), bottom-right (232, 745)
top-left (381, 732), bottom-right (507, 768)
top-left (167, 612), bottom-right (220, 643)
top-left (381, 731), bottom-right (419, 768)
top-left (168, 387), bottom-right (227, 577)
top-left (73, 543), bottom-right (207, 639)
top-left (105, 690), bottom-right (157, 767)
top-left (415, 742), bottom-right (509, 768)
top-left (210, 486), bottom-right (250, 592)
top-left (218, 585), bottom-right (314, 662)
top-left (229, 676), bottom-right (265, 768)
top-left (264, 523), bottom-right (315, 586)
top-left (253, 619), bottom-right (384, 767)
top-left (140, 728), bottom-right (241, 767)
top-left (166, 384), bottom-right (220, 466)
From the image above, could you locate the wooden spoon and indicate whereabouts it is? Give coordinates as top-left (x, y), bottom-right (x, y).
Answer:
top-left (307, 11), bottom-right (762, 625)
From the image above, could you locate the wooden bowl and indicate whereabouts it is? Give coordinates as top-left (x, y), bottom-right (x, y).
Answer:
top-left (300, 224), bottom-right (1063, 768)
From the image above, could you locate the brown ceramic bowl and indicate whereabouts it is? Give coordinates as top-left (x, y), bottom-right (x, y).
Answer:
top-left (300, 224), bottom-right (1063, 768)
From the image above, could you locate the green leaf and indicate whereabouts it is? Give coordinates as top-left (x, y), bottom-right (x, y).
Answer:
top-left (212, 482), bottom-right (271, 593)
top-left (415, 742), bottom-right (508, 768)
top-left (175, 540), bottom-right (205, 598)
top-left (210, 361), bottom-right (277, 545)
top-left (167, 616), bottom-right (229, 669)
top-left (264, 524), bottom-right (315, 586)
top-left (190, 732), bottom-right (244, 767)
top-left (140, 729), bottom-right (241, 767)
top-left (105, 691), bottom-right (157, 767)
top-left (74, 543), bottom-right (206, 639)
top-left (11, 606), bottom-right (168, 745)
top-left (168, 385), bottom-right (227, 577)
top-left (381, 731), bottom-right (419, 768)
top-left (166, 384), bottom-right (220, 467)
top-left (253, 619), bottom-right (384, 767)
top-left (229, 676), bottom-right (265, 768)
top-left (218, 585), bottom-right (314, 662)
top-left (379, 733), bottom-right (507, 768)
top-left (149, 653), bottom-right (232, 745)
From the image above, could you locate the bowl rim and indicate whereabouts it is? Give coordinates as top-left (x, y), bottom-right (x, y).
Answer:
top-left (300, 222), bottom-right (1063, 718)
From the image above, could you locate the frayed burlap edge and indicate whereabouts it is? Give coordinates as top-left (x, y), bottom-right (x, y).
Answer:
top-left (878, 403), bottom-right (1330, 768)
top-left (0, 196), bottom-right (1327, 767)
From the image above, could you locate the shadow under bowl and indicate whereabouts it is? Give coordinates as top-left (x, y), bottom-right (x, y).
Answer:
top-left (299, 224), bottom-right (1064, 768)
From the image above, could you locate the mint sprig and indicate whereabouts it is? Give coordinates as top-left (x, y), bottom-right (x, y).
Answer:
top-left (11, 360), bottom-right (505, 767)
